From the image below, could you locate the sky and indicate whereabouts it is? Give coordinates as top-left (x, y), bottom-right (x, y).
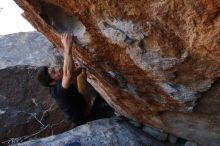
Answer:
top-left (0, 0), bottom-right (35, 35)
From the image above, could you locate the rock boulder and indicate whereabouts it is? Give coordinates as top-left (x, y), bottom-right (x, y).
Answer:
top-left (14, 117), bottom-right (170, 146)
top-left (14, 1), bottom-right (220, 145)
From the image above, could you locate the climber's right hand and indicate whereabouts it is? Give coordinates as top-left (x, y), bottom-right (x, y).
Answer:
top-left (61, 32), bottom-right (75, 53)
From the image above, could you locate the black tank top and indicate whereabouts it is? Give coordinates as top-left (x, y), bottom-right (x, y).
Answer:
top-left (49, 80), bottom-right (86, 125)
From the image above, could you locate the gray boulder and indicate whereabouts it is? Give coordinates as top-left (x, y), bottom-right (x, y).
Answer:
top-left (0, 31), bottom-right (62, 69)
top-left (14, 117), bottom-right (171, 146)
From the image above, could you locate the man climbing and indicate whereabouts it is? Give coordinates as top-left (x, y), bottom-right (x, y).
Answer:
top-left (37, 32), bottom-right (113, 126)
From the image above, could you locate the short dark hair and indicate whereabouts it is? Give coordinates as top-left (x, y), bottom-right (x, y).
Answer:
top-left (37, 66), bottom-right (51, 87)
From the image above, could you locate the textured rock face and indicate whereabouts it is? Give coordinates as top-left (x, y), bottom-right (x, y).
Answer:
top-left (14, 117), bottom-right (169, 146)
top-left (14, 0), bottom-right (220, 146)
top-left (0, 66), bottom-right (73, 145)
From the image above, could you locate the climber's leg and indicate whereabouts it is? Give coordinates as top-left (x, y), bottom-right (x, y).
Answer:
top-left (77, 68), bottom-right (93, 117)
top-left (77, 68), bottom-right (115, 120)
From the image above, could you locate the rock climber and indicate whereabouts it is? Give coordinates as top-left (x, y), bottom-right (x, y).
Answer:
top-left (37, 32), bottom-right (114, 126)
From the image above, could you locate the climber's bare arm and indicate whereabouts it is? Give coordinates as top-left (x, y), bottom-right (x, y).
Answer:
top-left (61, 32), bottom-right (74, 89)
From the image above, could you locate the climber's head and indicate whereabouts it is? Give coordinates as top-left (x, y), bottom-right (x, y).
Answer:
top-left (37, 66), bottom-right (63, 87)
top-left (48, 66), bottom-right (63, 81)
